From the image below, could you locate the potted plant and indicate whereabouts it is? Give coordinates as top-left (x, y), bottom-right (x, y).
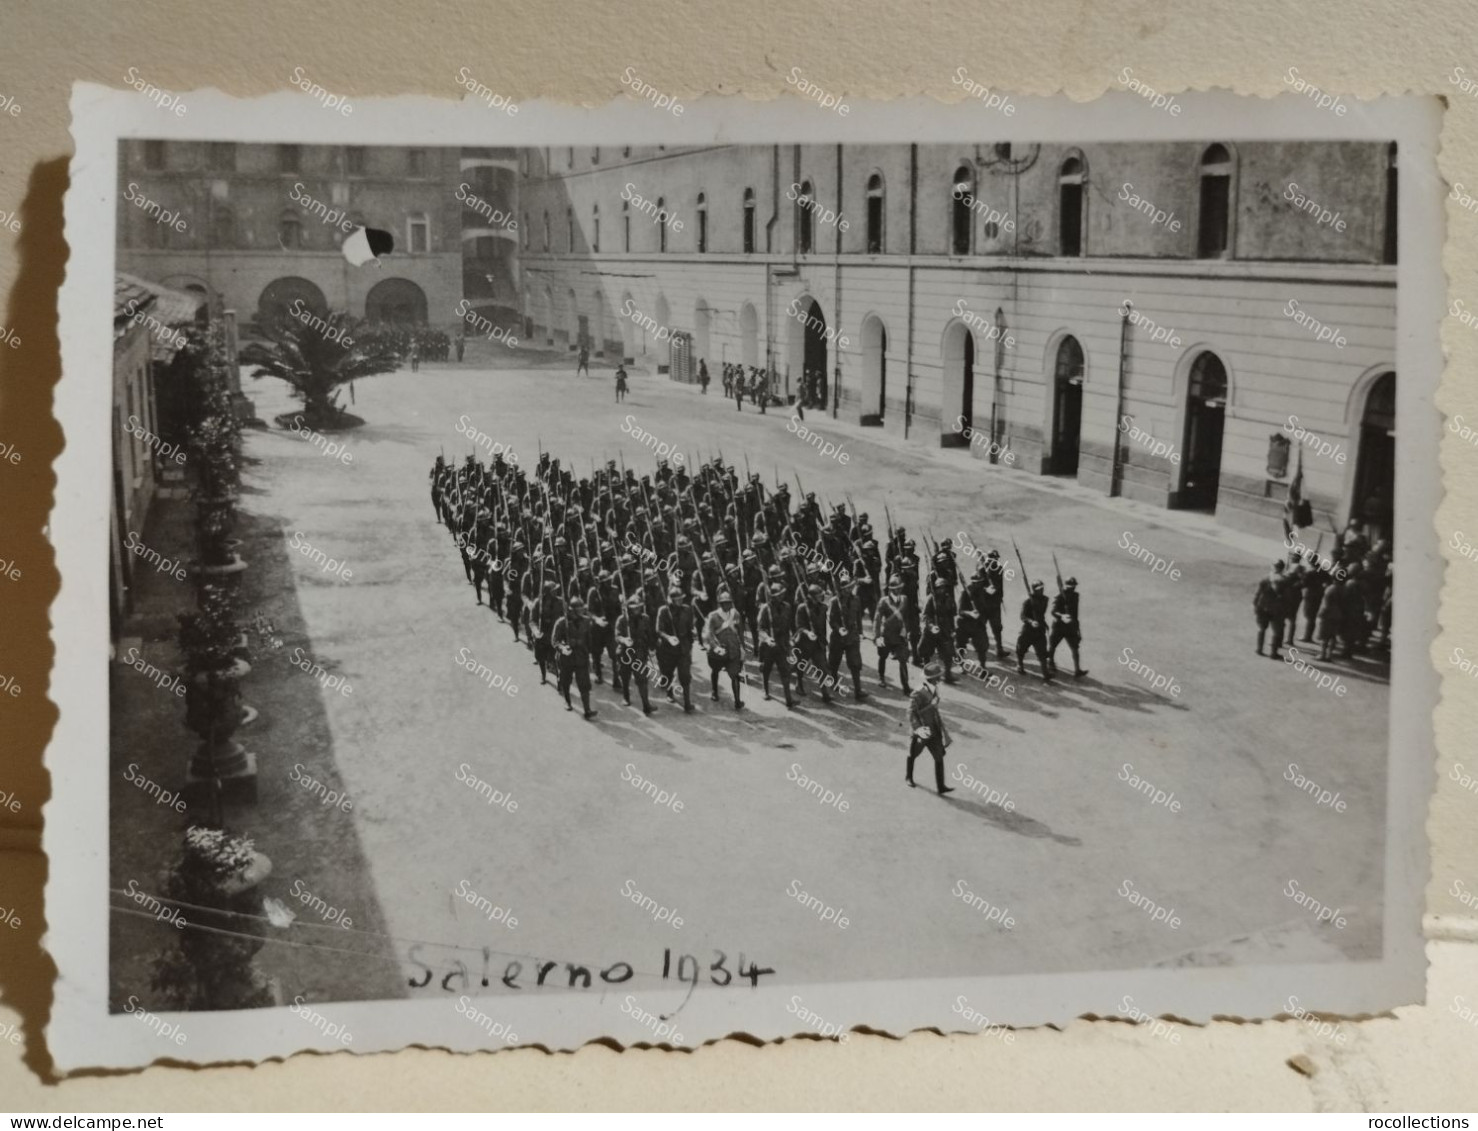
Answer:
top-left (179, 583), bottom-right (256, 805)
top-left (152, 826), bottom-right (274, 1011)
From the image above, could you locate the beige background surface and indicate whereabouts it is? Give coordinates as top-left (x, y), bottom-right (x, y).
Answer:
top-left (0, 0), bottom-right (1474, 1110)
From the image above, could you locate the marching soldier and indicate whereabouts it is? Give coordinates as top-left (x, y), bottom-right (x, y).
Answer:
top-left (794, 583), bottom-right (832, 704)
top-left (504, 540), bottom-right (526, 641)
top-left (614, 592), bottom-right (657, 715)
top-left (906, 661), bottom-right (956, 796)
top-left (956, 570), bottom-right (989, 670)
top-left (531, 578), bottom-right (563, 685)
top-left (587, 570), bottom-right (621, 685)
top-left (979, 551), bottom-right (1008, 659)
top-left (826, 575), bottom-right (869, 702)
top-left (874, 577), bottom-right (912, 693)
top-left (655, 585), bottom-right (696, 713)
top-left (1016, 580), bottom-right (1054, 683)
top-left (918, 576), bottom-right (961, 684)
top-left (757, 585), bottom-right (797, 709)
top-left (704, 588), bottom-right (746, 709)
top-left (1047, 578), bottom-right (1088, 679)
top-left (552, 596), bottom-right (598, 719)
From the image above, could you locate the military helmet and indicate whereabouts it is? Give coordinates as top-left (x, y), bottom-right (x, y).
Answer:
top-left (1031, 580), bottom-right (1045, 591)
top-left (924, 661), bottom-right (944, 681)
top-left (626, 593), bottom-right (643, 609)
top-left (767, 564), bottom-right (783, 578)
top-left (1065, 577), bottom-right (1078, 589)
top-left (569, 596), bottom-right (586, 609)
top-left (717, 588), bottom-right (733, 603)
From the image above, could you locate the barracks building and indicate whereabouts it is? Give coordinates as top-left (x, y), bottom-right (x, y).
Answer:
top-left (115, 141), bottom-right (520, 336)
top-left (516, 141), bottom-right (1398, 538)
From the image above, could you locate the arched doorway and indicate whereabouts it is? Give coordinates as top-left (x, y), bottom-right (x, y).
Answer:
top-left (861, 315), bottom-right (887, 426)
top-left (1353, 371), bottom-right (1395, 542)
top-left (542, 286), bottom-right (555, 347)
top-left (941, 320), bottom-right (975, 447)
top-left (1049, 335), bottom-right (1085, 475)
top-left (787, 296), bottom-right (829, 407)
top-left (1180, 351), bottom-right (1228, 511)
top-left (566, 288), bottom-right (582, 350)
top-left (619, 291), bottom-right (637, 359)
top-left (364, 278), bottom-right (428, 324)
top-left (739, 302), bottom-right (759, 368)
top-left (694, 299), bottom-right (712, 366)
top-left (257, 277), bottom-right (327, 330)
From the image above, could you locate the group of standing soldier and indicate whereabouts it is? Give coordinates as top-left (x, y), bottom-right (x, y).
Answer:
top-left (1254, 518), bottom-right (1394, 663)
top-left (716, 361), bottom-right (776, 413)
top-left (428, 448), bottom-right (1086, 756)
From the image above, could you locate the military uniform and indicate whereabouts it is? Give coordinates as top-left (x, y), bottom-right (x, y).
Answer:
top-left (826, 580), bottom-right (869, 701)
top-left (614, 595), bottom-right (657, 715)
top-left (1015, 582), bottom-right (1053, 681)
top-left (906, 663), bottom-right (955, 795)
top-left (1253, 563), bottom-right (1288, 659)
top-left (1047, 579), bottom-right (1087, 678)
top-left (656, 589), bottom-right (696, 712)
top-left (704, 592), bottom-right (746, 709)
top-left (873, 582), bottom-right (912, 693)
top-left (757, 592), bottom-right (797, 708)
top-left (552, 600), bottom-right (598, 718)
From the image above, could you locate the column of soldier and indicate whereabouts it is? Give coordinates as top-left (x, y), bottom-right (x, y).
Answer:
top-left (428, 448), bottom-right (1087, 723)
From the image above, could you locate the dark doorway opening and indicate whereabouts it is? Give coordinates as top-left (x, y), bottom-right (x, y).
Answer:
top-left (1179, 351), bottom-right (1228, 511)
top-left (1051, 336), bottom-right (1084, 476)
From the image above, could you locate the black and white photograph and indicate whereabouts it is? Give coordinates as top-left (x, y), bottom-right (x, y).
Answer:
top-left (48, 85), bottom-right (1438, 1066)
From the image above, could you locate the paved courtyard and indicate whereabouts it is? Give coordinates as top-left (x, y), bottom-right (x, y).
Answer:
top-left (235, 349), bottom-right (1388, 1011)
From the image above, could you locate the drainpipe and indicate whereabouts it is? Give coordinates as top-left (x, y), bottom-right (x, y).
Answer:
top-left (765, 144), bottom-right (779, 398)
top-left (1112, 302), bottom-right (1131, 496)
top-left (833, 142), bottom-right (843, 419)
top-left (904, 143), bottom-right (917, 440)
top-left (990, 308), bottom-right (1004, 464)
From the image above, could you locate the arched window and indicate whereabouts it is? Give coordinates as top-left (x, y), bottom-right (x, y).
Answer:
top-left (1197, 144), bottom-right (1233, 258)
top-left (798, 179), bottom-right (814, 254)
top-left (623, 146), bottom-right (631, 158)
top-left (592, 146), bottom-right (600, 165)
top-left (952, 164), bottom-right (974, 255)
top-left (696, 192), bottom-right (708, 253)
top-left (657, 197), bottom-right (668, 253)
top-left (543, 211), bottom-right (550, 252)
top-left (743, 187), bottom-right (756, 253)
top-left (567, 147), bottom-right (575, 169)
top-left (592, 204), bottom-right (600, 254)
top-left (1058, 155), bottom-right (1085, 257)
top-left (622, 198), bottom-right (631, 252)
top-left (866, 173), bottom-right (884, 253)
top-left (278, 211), bottom-right (303, 249)
top-left (566, 206), bottom-right (574, 252)
top-left (1383, 142), bottom-right (1398, 265)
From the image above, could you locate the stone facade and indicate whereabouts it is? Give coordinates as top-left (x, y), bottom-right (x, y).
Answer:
top-left (518, 142), bottom-right (1398, 537)
top-left (115, 142), bottom-right (518, 332)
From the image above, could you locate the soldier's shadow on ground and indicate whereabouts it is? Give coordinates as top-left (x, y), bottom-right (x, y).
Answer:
top-left (938, 792), bottom-right (1082, 847)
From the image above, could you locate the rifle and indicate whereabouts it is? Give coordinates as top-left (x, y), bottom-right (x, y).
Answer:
top-left (1011, 537), bottom-right (1032, 594)
top-left (1052, 551), bottom-right (1065, 596)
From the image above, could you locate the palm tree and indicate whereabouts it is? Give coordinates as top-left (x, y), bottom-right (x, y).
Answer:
top-left (239, 311), bottom-right (400, 428)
